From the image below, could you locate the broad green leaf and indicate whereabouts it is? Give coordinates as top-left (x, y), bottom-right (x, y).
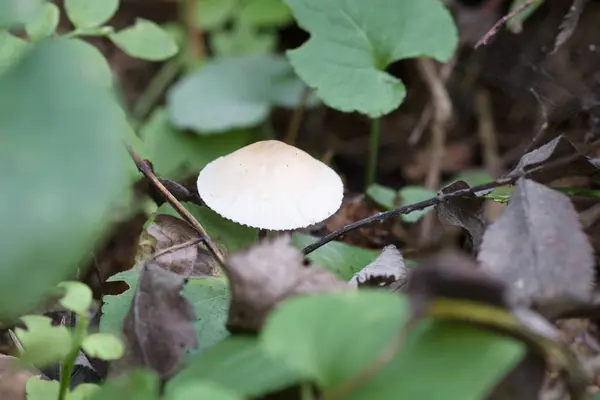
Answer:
top-left (101, 268), bottom-right (230, 354)
top-left (0, 31), bottom-right (28, 76)
top-left (157, 203), bottom-right (258, 252)
top-left (27, 377), bottom-right (59, 400)
top-left (345, 321), bottom-right (525, 400)
top-left (167, 54), bottom-right (310, 132)
top-left (284, 0), bottom-right (458, 117)
top-left (90, 369), bottom-right (160, 400)
top-left (237, 0), bottom-right (293, 28)
top-left (398, 186), bottom-right (436, 223)
top-left (110, 19), bottom-right (178, 61)
top-left (367, 183), bottom-right (396, 209)
top-left (261, 291), bottom-right (407, 386)
top-left (140, 108), bottom-right (255, 180)
top-left (69, 384), bottom-right (101, 400)
top-left (57, 281), bottom-right (93, 315)
top-left (0, 0), bottom-right (45, 27)
top-left (16, 315), bottom-right (71, 366)
top-left (82, 333), bottom-right (125, 360)
top-left (65, 0), bottom-right (119, 28)
top-left (167, 336), bottom-right (302, 397)
top-left (25, 2), bottom-right (59, 40)
top-left (167, 382), bottom-right (242, 400)
top-left (211, 25), bottom-right (276, 56)
top-left (0, 37), bottom-right (128, 320)
top-left (197, 0), bottom-right (237, 30)
top-left (66, 38), bottom-right (114, 87)
top-left (291, 233), bottom-right (378, 280)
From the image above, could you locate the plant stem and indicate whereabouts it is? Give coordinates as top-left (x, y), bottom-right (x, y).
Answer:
top-left (366, 118), bottom-right (381, 188)
top-left (284, 86), bottom-right (311, 145)
top-left (58, 315), bottom-right (88, 400)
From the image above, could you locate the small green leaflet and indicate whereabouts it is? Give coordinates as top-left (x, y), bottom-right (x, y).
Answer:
top-left (64, 0), bottom-right (119, 29)
top-left (25, 2), bottom-right (60, 40)
top-left (110, 19), bottom-right (179, 61)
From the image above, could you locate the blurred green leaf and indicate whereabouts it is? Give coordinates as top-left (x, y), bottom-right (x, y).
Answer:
top-left (26, 377), bottom-right (60, 399)
top-left (82, 333), bottom-right (125, 361)
top-left (0, 31), bottom-right (28, 75)
top-left (167, 382), bottom-right (242, 400)
top-left (69, 384), bottom-right (102, 399)
top-left (167, 54), bottom-right (311, 133)
top-left (66, 38), bottom-right (114, 87)
top-left (110, 18), bottom-right (178, 61)
top-left (16, 315), bottom-right (71, 366)
top-left (140, 108), bottom-right (254, 180)
top-left (237, 0), bottom-right (293, 28)
top-left (367, 183), bottom-right (397, 209)
top-left (197, 0), bottom-right (237, 30)
top-left (0, 0), bottom-right (45, 27)
top-left (211, 25), bottom-right (276, 56)
top-left (291, 233), bottom-right (378, 280)
top-left (65, 0), bottom-right (119, 28)
top-left (398, 186), bottom-right (436, 223)
top-left (25, 2), bottom-right (59, 40)
top-left (507, 0), bottom-right (545, 33)
top-left (90, 369), bottom-right (160, 400)
top-left (284, 0), bottom-right (457, 117)
top-left (57, 281), bottom-right (93, 315)
top-left (0, 37), bottom-right (128, 320)
top-left (167, 336), bottom-right (302, 397)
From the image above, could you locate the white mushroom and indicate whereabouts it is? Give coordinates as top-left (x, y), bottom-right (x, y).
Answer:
top-left (197, 140), bottom-right (344, 232)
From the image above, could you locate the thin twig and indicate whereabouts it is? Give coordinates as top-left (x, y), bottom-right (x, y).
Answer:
top-left (124, 142), bottom-right (226, 267)
top-left (302, 140), bottom-right (600, 255)
top-left (284, 86), bottom-right (311, 145)
top-left (475, 88), bottom-right (501, 176)
top-left (474, 0), bottom-right (538, 49)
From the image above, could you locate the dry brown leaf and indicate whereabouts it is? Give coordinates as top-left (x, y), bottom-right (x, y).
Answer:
top-left (110, 262), bottom-right (198, 379)
top-left (348, 245), bottom-right (407, 289)
top-left (225, 235), bottom-right (349, 333)
top-left (0, 355), bottom-right (41, 400)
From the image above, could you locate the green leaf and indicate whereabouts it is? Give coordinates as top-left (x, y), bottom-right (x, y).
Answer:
top-left (344, 320), bottom-right (525, 400)
top-left (58, 281), bottom-right (93, 315)
top-left (16, 315), bottom-right (71, 366)
top-left (65, 38), bottom-right (114, 87)
top-left (507, 0), bottom-right (545, 33)
top-left (211, 25), bottom-right (276, 56)
top-left (90, 369), bottom-right (160, 400)
top-left (0, 0), bottom-right (45, 27)
top-left (291, 233), bottom-right (378, 280)
top-left (27, 377), bottom-right (59, 399)
top-left (284, 0), bottom-right (458, 117)
top-left (140, 108), bottom-right (255, 180)
top-left (197, 0), bottom-right (237, 30)
top-left (167, 336), bottom-right (302, 397)
top-left (0, 30), bottom-right (29, 76)
top-left (237, 0), bottom-right (293, 28)
top-left (25, 2), bottom-right (60, 40)
top-left (101, 268), bottom-right (230, 354)
top-left (65, 0), bottom-right (119, 28)
top-left (69, 384), bottom-right (101, 400)
top-left (167, 54), bottom-right (310, 132)
top-left (110, 19), bottom-right (178, 61)
top-left (398, 186), bottom-right (436, 223)
top-left (367, 183), bottom-right (396, 209)
top-left (262, 291), bottom-right (407, 386)
top-left (167, 382), bottom-right (242, 400)
top-left (0, 37), bottom-right (128, 320)
top-left (82, 333), bottom-right (125, 361)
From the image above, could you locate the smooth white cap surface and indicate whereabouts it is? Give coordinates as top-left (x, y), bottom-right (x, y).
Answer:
top-left (197, 140), bottom-right (344, 230)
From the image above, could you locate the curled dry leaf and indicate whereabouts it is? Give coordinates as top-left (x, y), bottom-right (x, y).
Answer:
top-left (551, 0), bottom-right (590, 54)
top-left (146, 214), bottom-right (217, 277)
top-left (348, 244), bottom-right (407, 289)
top-left (508, 135), bottom-right (598, 184)
top-left (478, 178), bottom-right (595, 317)
top-left (0, 355), bottom-right (42, 400)
top-left (109, 262), bottom-right (198, 379)
top-left (225, 235), bottom-right (349, 333)
top-left (436, 180), bottom-right (487, 251)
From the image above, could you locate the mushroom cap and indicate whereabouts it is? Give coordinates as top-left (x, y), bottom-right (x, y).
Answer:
top-left (197, 140), bottom-right (344, 230)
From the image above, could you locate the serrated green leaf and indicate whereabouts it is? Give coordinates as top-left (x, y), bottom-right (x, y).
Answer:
top-left (167, 54), bottom-right (311, 132)
top-left (0, 37), bottom-right (128, 320)
top-left (211, 25), bottom-right (276, 56)
top-left (166, 336), bottom-right (302, 397)
top-left (367, 183), bottom-right (397, 210)
top-left (25, 2), bottom-right (59, 40)
top-left (291, 233), bottom-right (378, 280)
top-left (82, 333), bottom-right (125, 361)
top-left (0, 0), bottom-right (45, 27)
top-left (284, 0), bottom-right (458, 117)
top-left (110, 19), bottom-right (178, 61)
top-left (65, 0), bottom-right (119, 28)
top-left (90, 369), bottom-right (160, 400)
top-left (0, 30), bottom-right (28, 76)
top-left (237, 0), bottom-right (292, 28)
top-left (398, 186), bottom-right (436, 223)
top-left (16, 315), bottom-right (71, 366)
top-left (140, 108), bottom-right (255, 180)
top-left (167, 382), bottom-right (242, 400)
top-left (58, 281), bottom-right (93, 315)
top-left (197, 0), bottom-right (237, 30)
